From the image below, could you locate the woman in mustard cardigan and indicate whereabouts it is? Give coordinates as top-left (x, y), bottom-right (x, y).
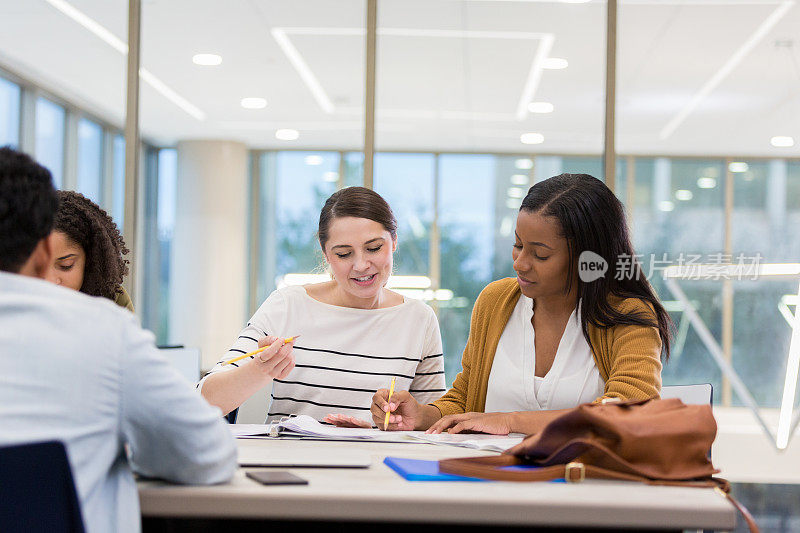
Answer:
top-left (367, 173), bottom-right (672, 435)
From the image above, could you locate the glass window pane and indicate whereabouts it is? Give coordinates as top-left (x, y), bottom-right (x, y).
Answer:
top-left (273, 151), bottom-right (340, 284)
top-left (560, 156), bottom-right (603, 180)
top-left (731, 159), bottom-right (800, 407)
top-left (0, 77), bottom-right (20, 148)
top-left (35, 97), bottom-right (65, 188)
top-left (76, 118), bottom-right (103, 203)
top-left (112, 135), bottom-right (125, 228)
top-left (373, 153), bottom-right (434, 276)
top-left (438, 154), bottom-right (496, 385)
top-left (343, 152), bottom-right (364, 188)
top-left (631, 158), bottom-right (726, 402)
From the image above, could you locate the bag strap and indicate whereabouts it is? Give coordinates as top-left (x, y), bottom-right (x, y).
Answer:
top-left (438, 456), bottom-right (760, 533)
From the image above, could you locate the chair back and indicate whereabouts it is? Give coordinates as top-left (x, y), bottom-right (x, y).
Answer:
top-left (661, 383), bottom-right (713, 405)
top-left (0, 440), bottom-right (85, 533)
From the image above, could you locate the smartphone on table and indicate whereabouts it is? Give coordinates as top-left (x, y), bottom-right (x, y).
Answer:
top-left (246, 470), bottom-right (309, 485)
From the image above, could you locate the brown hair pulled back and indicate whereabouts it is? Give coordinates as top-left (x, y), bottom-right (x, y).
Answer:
top-left (53, 190), bottom-right (129, 300)
top-left (318, 186), bottom-right (397, 250)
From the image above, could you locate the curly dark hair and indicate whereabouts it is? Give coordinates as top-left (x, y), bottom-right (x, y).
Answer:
top-left (53, 191), bottom-right (129, 300)
top-left (0, 146), bottom-right (58, 273)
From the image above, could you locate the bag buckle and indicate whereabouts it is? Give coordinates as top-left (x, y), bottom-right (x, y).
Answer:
top-left (565, 462), bottom-right (585, 483)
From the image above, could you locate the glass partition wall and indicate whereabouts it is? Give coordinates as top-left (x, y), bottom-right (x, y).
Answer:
top-left (1, 1), bottom-right (798, 409)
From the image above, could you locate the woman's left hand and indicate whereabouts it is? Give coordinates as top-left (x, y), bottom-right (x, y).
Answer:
top-left (323, 414), bottom-right (373, 429)
top-left (426, 412), bottom-right (515, 435)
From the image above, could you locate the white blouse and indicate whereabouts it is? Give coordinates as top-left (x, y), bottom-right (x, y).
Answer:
top-left (484, 295), bottom-right (605, 412)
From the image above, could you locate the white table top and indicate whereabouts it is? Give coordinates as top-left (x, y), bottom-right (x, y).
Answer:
top-left (138, 438), bottom-right (737, 530)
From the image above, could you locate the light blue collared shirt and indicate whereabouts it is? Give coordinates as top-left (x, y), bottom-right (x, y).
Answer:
top-left (0, 272), bottom-right (237, 533)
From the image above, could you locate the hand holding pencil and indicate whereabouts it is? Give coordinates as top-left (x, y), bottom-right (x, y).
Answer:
top-left (371, 385), bottom-right (421, 431)
top-left (226, 335), bottom-right (297, 380)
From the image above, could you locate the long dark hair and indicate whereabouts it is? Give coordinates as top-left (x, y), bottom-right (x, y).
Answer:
top-left (53, 191), bottom-right (129, 300)
top-left (520, 173), bottom-right (672, 360)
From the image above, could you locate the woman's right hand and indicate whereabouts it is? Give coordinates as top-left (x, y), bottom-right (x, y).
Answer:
top-left (247, 335), bottom-right (295, 380)
top-left (371, 389), bottom-right (421, 431)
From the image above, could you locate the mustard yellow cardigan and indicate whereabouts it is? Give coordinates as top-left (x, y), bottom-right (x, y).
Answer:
top-left (431, 278), bottom-right (663, 416)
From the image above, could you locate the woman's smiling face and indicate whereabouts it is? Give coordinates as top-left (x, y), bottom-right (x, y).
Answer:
top-left (323, 216), bottom-right (396, 304)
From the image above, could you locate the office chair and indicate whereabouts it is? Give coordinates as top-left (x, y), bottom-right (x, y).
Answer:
top-left (0, 440), bottom-right (85, 533)
top-left (661, 383), bottom-right (714, 405)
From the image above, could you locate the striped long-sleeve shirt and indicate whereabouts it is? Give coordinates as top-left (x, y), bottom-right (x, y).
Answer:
top-left (199, 285), bottom-right (446, 423)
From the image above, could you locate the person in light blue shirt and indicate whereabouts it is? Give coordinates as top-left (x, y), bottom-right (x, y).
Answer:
top-left (0, 146), bottom-right (237, 533)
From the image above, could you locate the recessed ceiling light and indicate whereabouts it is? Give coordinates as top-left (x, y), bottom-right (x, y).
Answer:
top-left (520, 133), bottom-right (544, 145)
top-left (728, 162), bottom-right (749, 173)
top-left (323, 171), bottom-right (339, 182)
top-left (510, 174), bottom-right (529, 185)
top-left (527, 102), bottom-right (554, 114)
top-left (241, 97), bottom-right (267, 109)
top-left (192, 53), bottom-right (222, 66)
top-left (542, 58), bottom-right (568, 70)
top-left (771, 136), bottom-right (795, 147)
top-left (305, 155), bottom-right (323, 166)
top-left (697, 177), bottom-right (717, 189)
top-left (506, 197), bottom-right (522, 210)
top-left (675, 189), bottom-right (693, 201)
top-left (658, 201), bottom-right (675, 212)
top-left (515, 158), bottom-right (533, 170)
top-left (275, 129), bottom-right (299, 141)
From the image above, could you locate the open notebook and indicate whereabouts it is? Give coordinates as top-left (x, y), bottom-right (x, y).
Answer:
top-left (230, 415), bottom-right (417, 442)
top-left (230, 415), bottom-right (524, 452)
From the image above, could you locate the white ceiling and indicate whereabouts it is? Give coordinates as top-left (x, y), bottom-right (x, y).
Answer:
top-left (0, 0), bottom-right (799, 156)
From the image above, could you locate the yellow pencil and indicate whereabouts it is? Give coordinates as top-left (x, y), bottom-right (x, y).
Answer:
top-left (383, 376), bottom-right (396, 430)
top-left (223, 336), bottom-right (299, 365)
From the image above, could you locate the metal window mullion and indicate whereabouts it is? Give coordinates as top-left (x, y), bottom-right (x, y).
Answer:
top-left (721, 158), bottom-right (735, 407)
top-left (19, 86), bottom-right (36, 155)
top-left (603, 0), bottom-right (617, 192)
top-left (363, 0), bottom-right (377, 189)
top-left (63, 110), bottom-right (79, 191)
top-left (101, 127), bottom-right (114, 211)
top-left (123, 0), bottom-right (142, 299)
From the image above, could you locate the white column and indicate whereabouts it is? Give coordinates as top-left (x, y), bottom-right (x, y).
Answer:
top-left (169, 140), bottom-right (249, 369)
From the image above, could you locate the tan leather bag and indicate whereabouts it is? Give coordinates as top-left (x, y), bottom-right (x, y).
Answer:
top-left (439, 398), bottom-right (758, 532)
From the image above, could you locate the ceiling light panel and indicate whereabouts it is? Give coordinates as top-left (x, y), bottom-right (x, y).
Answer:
top-left (275, 129), bottom-right (300, 141)
top-left (192, 53), bottom-right (222, 66)
top-left (241, 97), bottom-right (267, 109)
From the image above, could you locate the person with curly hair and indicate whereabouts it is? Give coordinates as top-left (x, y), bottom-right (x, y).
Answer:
top-left (45, 190), bottom-right (134, 311)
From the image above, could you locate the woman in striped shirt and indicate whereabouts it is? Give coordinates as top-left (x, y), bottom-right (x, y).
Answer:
top-left (199, 187), bottom-right (446, 424)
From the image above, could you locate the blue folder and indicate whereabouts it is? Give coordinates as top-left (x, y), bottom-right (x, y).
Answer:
top-left (383, 457), bottom-right (485, 481)
top-left (383, 456), bottom-right (567, 482)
